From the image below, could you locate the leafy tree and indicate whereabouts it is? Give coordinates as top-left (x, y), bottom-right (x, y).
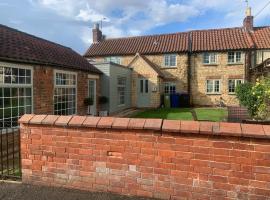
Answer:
top-left (236, 78), bottom-right (270, 120)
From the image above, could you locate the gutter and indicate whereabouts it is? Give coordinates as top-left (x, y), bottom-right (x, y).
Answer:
top-left (187, 32), bottom-right (192, 105)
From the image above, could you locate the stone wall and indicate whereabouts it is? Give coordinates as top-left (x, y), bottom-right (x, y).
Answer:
top-left (20, 114), bottom-right (270, 200)
top-left (190, 52), bottom-right (246, 106)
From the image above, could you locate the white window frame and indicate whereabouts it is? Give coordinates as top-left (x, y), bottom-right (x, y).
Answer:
top-left (54, 70), bottom-right (77, 115)
top-left (0, 62), bottom-right (33, 128)
top-left (164, 54), bottom-right (177, 67)
top-left (206, 79), bottom-right (221, 94)
top-left (228, 51), bottom-right (243, 64)
top-left (117, 76), bottom-right (126, 106)
top-left (164, 82), bottom-right (176, 94)
top-left (228, 79), bottom-right (243, 94)
top-left (203, 52), bottom-right (218, 64)
top-left (104, 56), bottom-right (121, 65)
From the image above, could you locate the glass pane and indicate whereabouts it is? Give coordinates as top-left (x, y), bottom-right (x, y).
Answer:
top-left (145, 80), bottom-right (149, 93)
top-left (4, 88), bottom-right (11, 97)
top-left (4, 108), bottom-right (11, 118)
top-left (203, 53), bottom-right (209, 64)
top-left (25, 106), bottom-right (32, 114)
top-left (214, 80), bottom-right (220, 92)
top-left (207, 80), bottom-right (213, 93)
top-left (140, 80), bottom-right (143, 93)
top-left (26, 88), bottom-right (31, 96)
top-left (12, 68), bottom-right (18, 84)
top-left (26, 77), bottom-right (31, 84)
top-left (26, 69), bottom-right (31, 77)
top-left (19, 76), bottom-right (25, 84)
top-left (19, 69), bottom-right (25, 76)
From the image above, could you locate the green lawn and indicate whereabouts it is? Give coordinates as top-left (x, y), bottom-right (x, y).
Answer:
top-left (195, 108), bottom-right (228, 122)
top-left (132, 107), bottom-right (228, 122)
top-left (132, 108), bottom-right (194, 120)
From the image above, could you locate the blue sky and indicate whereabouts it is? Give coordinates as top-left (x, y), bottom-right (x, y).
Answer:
top-left (0, 0), bottom-right (270, 54)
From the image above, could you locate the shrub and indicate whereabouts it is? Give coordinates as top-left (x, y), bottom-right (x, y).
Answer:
top-left (236, 78), bottom-right (270, 120)
top-left (99, 96), bottom-right (109, 105)
top-left (84, 97), bottom-right (94, 106)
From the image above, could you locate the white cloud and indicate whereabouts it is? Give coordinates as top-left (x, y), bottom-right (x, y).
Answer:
top-left (32, 0), bottom-right (270, 46)
top-left (76, 4), bottom-right (107, 22)
top-left (149, 0), bottom-right (199, 25)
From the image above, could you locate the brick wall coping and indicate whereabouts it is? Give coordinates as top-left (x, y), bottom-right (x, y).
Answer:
top-left (19, 114), bottom-right (270, 139)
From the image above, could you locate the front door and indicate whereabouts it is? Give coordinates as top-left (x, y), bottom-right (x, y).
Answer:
top-left (88, 80), bottom-right (96, 115)
top-left (137, 78), bottom-right (150, 107)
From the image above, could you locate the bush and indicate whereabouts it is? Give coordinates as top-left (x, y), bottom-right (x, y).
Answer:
top-left (236, 78), bottom-right (270, 120)
top-left (99, 96), bottom-right (109, 105)
top-left (84, 97), bottom-right (94, 106)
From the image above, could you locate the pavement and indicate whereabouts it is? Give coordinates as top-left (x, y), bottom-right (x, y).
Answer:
top-left (0, 181), bottom-right (156, 200)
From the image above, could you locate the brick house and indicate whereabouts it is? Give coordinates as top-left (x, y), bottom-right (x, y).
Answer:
top-left (84, 7), bottom-right (270, 108)
top-left (0, 24), bottom-right (101, 128)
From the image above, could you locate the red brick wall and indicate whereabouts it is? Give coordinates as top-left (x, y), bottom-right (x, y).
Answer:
top-left (20, 115), bottom-right (270, 200)
top-left (76, 71), bottom-right (88, 115)
top-left (33, 66), bottom-right (54, 114)
top-left (33, 66), bottom-right (99, 115)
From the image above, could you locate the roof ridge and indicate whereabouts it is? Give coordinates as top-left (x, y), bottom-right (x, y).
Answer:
top-left (0, 24), bottom-right (72, 51)
top-left (99, 26), bottom-right (270, 42)
top-left (103, 32), bottom-right (188, 41)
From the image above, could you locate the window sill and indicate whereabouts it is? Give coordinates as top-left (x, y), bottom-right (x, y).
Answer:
top-left (162, 66), bottom-right (177, 69)
top-left (203, 64), bottom-right (218, 66)
top-left (206, 93), bottom-right (222, 95)
top-left (228, 93), bottom-right (236, 95)
top-left (227, 63), bottom-right (244, 66)
top-left (118, 104), bottom-right (125, 107)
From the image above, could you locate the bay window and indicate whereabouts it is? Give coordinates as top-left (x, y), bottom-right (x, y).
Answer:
top-left (0, 65), bottom-right (32, 128)
top-left (54, 71), bottom-right (76, 115)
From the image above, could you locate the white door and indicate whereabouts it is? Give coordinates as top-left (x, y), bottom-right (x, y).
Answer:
top-left (88, 80), bottom-right (96, 115)
top-left (137, 78), bottom-right (150, 107)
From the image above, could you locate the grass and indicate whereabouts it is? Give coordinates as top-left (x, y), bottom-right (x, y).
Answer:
top-left (132, 107), bottom-right (228, 122)
top-left (132, 108), bottom-right (194, 120)
top-left (195, 108), bottom-right (228, 122)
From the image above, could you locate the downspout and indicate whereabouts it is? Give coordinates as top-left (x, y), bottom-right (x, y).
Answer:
top-left (187, 32), bottom-right (192, 106)
top-left (245, 30), bottom-right (256, 82)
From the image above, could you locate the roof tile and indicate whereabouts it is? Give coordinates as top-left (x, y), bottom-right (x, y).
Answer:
top-left (0, 24), bottom-right (101, 74)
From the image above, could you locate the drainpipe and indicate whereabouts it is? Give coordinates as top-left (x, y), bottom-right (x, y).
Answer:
top-left (187, 32), bottom-right (192, 106)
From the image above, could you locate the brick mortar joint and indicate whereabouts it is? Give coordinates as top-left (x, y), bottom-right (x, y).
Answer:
top-left (18, 114), bottom-right (270, 140)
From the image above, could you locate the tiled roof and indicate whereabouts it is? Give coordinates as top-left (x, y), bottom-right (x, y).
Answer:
top-left (0, 24), bottom-right (101, 74)
top-left (84, 26), bottom-right (270, 57)
top-left (250, 26), bottom-right (270, 49)
top-left (85, 32), bottom-right (189, 56)
top-left (191, 27), bottom-right (254, 52)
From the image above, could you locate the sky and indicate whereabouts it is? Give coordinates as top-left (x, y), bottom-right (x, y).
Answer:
top-left (0, 0), bottom-right (270, 54)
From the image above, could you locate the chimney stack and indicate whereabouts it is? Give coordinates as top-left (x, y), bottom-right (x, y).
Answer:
top-left (92, 23), bottom-right (103, 43)
top-left (243, 7), bottom-right (254, 32)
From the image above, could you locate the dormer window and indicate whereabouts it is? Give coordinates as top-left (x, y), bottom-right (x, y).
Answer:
top-left (203, 53), bottom-right (217, 64)
top-left (104, 57), bottom-right (121, 64)
top-left (164, 54), bottom-right (177, 67)
top-left (228, 52), bottom-right (242, 64)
